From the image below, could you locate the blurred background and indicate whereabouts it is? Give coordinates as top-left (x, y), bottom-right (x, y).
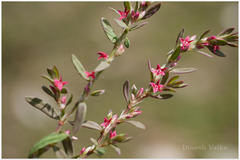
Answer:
top-left (2, 2), bottom-right (238, 158)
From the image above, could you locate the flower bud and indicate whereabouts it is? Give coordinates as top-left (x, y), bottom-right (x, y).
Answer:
top-left (115, 44), bottom-right (125, 56)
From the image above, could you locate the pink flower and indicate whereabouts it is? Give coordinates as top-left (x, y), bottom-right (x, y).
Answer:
top-left (97, 51), bottom-right (108, 60)
top-left (61, 96), bottom-right (66, 104)
top-left (110, 130), bottom-right (117, 139)
top-left (85, 71), bottom-right (95, 79)
top-left (116, 44), bottom-right (125, 56)
top-left (101, 117), bottom-right (112, 128)
top-left (150, 81), bottom-right (164, 93)
top-left (80, 147), bottom-right (86, 154)
top-left (151, 64), bottom-right (167, 76)
top-left (180, 36), bottom-right (194, 51)
top-left (118, 9), bottom-right (129, 20)
top-left (65, 130), bottom-right (70, 135)
top-left (131, 11), bottom-right (139, 21)
top-left (54, 77), bottom-right (68, 91)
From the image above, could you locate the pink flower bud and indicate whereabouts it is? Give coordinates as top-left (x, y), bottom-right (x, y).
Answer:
top-left (116, 44), bottom-right (125, 56)
top-left (72, 136), bottom-right (78, 141)
top-left (65, 130), bottom-right (70, 135)
top-left (61, 96), bottom-right (66, 104)
top-left (80, 147), bottom-right (86, 155)
top-left (150, 81), bottom-right (164, 93)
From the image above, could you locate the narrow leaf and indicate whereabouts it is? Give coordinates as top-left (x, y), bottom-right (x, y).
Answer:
top-left (101, 17), bottom-right (118, 43)
top-left (168, 46), bottom-right (181, 62)
top-left (197, 50), bottom-right (213, 58)
top-left (167, 76), bottom-right (179, 86)
top-left (90, 138), bottom-right (98, 145)
top-left (123, 80), bottom-right (130, 103)
top-left (29, 133), bottom-right (69, 158)
top-left (41, 75), bottom-right (54, 83)
top-left (153, 94), bottom-right (173, 99)
top-left (110, 144), bottom-right (121, 155)
top-left (25, 97), bottom-right (59, 120)
top-left (95, 61), bottom-right (110, 72)
top-left (62, 137), bottom-right (73, 156)
top-left (42, 86), bottom-right (55, 98)
top-left (81, 120), bottom-right (102, 131)
top-left (219, 27), bottom-right (234, 36)
top-left (124, 1), bottom-right (131, 11)
top-left (115, 19), bottom-right (128, 29)
top-left (199, 29), bottom-right (210, 40)
top-left (142, 3), bottom-right (161, 20)
top-left (170, 68), bottom-right (197, 74)
top-left (129, 22), bottom-right (148, 31)
top-left (72, 54), bottom-right (89, 80)
top-left (72, 102), bottom-right (87, 134)
top-left (66, 94), bottom-right (73, 107)
top-left (176, 29), bottom-right (184, 46)
top-left (126, 120), bottom-right (146, 129)
top-left (52, 65), bottom-right (60, 79)
top-left (91, 90), bottom-right (105, 96)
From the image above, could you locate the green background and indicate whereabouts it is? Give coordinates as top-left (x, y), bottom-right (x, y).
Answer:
top-left (2, 2), bottom-right (238, 158)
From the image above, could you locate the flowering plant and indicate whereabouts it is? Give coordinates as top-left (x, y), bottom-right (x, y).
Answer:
top-left (25, 2), bottom-right (238, 158)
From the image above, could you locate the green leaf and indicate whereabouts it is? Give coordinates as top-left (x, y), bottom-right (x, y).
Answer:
top-left (72, 102), bottom-right (87, 134)
top-left (110, 144), bottom-right (121, 155)
top-left (219, 27), bottom-right (234, 36)
top-left (41, 75), bottom-right (54, 83)
top-left (152, 94), bottom-right (173, 99)
top-left (52, 65), bottom-right (60, 79)
top-left (112, 134), bottom-right (131, 143)
top-left (90, 138), bottom-right (98, 145)
top-left (124, 1), bottom-right (131, 11)
top-left (199, 29), bottom-right (210, 40)
top-left (129, 22), bottom-right (148, 31)
top-left (170, 68), bottom-right (197, 74)
top-left (47, 68), bottom-right (56, 79)
top-left (176, 29), bottom-right (184, 46)
top-left (115, 19), bottom-right (128, 29)
top-left (142, 3), bottom-right (161, 20)
top-left (126, 120), bottom-right (146, 129)
top-left (41, 86), bottom-right (55, 98)
top-left (168, 46), bottom-right (181, 63)
top-left (160, 72), bottom-right (169, 85)
top-left (109, 7), bottom-right (120, 15)
top-left (25, 97), bottom-right (59, 120)
top-left (206, 46), bottom-right (226, 57)
top-left (124, 38), bottom-right (130, 48)
top-left (61, 88), bottom-right (68, 94)
top-left (81, 120), bottom-right (102, 131)
top-left (62, 137), bottom-right (73, 156)
top-left (101, 17), bottom-right (118, 43)
top-left (171, 83), bottom-right (188, 88)
top-left (123, 80), bottom-right (130, 103)
top-left (91, 89), bottom-right (105, 96)
top-left (29, 133), bottom-right (69, 158)
top-left (94, 147), bottom-right (106, 156)
top-left (72, 54), bottom-right (89, 80)
top-left (167, 76), bottom-right (179, 86)
top-left (66, 94), bottom-right (73, 107)
top-left (95, 61), bottom-right (110, 72)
